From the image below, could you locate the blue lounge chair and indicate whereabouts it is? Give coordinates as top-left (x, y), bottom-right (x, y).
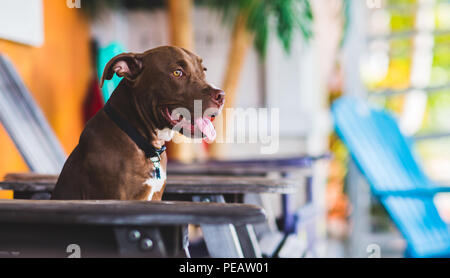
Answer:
top-left (332, 96), bottom-right (450, 258)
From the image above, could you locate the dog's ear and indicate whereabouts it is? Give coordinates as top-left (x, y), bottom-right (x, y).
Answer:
top-left (100, 53), bottom-right (143, 88)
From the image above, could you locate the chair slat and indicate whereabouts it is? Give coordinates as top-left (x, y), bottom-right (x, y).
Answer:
top-left (0, 55), bottom-right (66, 174)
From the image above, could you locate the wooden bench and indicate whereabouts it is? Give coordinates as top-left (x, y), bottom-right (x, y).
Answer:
top-left (166, 157), bottom-right (328, 257)
top-left (0, 172), bottom-right (302, 258)
top-left (0, 199), bottom-right (265, 258)
top-left (167, 158), bottom-right (315, 177)
top-left (1, 172), bottom-right (301, 197)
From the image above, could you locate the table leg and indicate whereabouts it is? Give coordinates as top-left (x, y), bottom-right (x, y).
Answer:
top-left (193, 195), bottom-right (244, 258)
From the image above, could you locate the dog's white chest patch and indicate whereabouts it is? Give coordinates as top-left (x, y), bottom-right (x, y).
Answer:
top-left (144, 167), bottom-right (166, 200)
top-left (144, 129), bottom-right (172, 201)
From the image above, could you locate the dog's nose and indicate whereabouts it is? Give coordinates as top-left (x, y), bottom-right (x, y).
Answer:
top-left (211, 89), bottom-right (225, 106)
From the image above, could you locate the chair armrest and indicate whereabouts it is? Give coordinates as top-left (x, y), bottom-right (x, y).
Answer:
top-left (412, 132), bottom-right (450, 141)
top-left (374, 186), bottom-right (450, 197)
top-left (432, 186), bottom-right (450, 193)
top-left (0, 199), bottom-right (266, 226)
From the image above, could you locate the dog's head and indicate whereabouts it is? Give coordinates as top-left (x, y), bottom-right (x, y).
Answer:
top-left (100, 46), bottom-right (225, 142)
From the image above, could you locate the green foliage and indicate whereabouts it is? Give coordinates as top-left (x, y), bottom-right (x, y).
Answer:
top-left (390, 13), bottom-right (415, 32)
top-left (82, 0), bottom-right (314, 57)
top-left (199, 0), bottom-right (313, 57)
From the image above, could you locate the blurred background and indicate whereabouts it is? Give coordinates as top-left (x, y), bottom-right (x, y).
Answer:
top-left (0, 0), bottom-right (449, 257)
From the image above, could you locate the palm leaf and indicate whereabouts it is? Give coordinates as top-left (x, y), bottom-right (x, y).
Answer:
top-left (198, 0), bottom-right (313, 56)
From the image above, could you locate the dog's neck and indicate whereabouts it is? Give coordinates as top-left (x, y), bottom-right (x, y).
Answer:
top-left (106, 81), bottom-right (173, 149)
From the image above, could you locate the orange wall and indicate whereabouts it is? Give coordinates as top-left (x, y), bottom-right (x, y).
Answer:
top-left (0, 0), bottom-right (91, 177)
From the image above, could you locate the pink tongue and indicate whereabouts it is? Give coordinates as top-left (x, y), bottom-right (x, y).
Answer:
top-left (195, 117), bottom-right (216, 142)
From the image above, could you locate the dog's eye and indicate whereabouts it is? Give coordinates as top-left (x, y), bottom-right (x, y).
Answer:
top-left (173, 70), bottom-right (183, 77)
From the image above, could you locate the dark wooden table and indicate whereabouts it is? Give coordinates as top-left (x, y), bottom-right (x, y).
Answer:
top-left (0, 173), bottom-right (303, 195)
top-left (167, 159), bottom-right (315, 230)
top-left (0, 172), bottom-right (303, 258)
top-left (167, 159), bottom-right (314, 177)
top-left (0, 199), bottom-right (265, 258)
top-left (166, 156), bottom-right (325, 257)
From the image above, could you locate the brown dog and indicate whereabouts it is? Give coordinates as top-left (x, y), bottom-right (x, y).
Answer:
top-left (52, 46), bottom-right (225, 200)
